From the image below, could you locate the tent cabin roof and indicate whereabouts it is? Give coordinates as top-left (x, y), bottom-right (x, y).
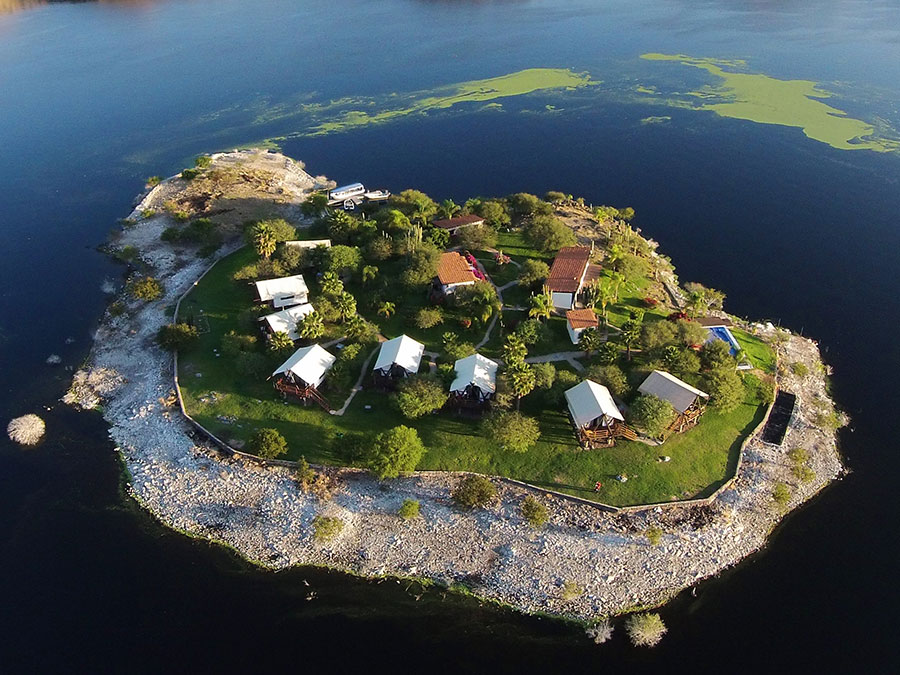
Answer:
top-left (253, 275), bottom-right (308, 307)
top-left (432, 214), bottom-right (484, 230)
top-left (272, 344), bottom-right (336, 386)
top-left (564, 380), bottom-right (624, 428)
top-left (437, 252), bottom-right (478, 286)
top-left (450, 354), bottom-right (499, 395)
top-left (373, 334), bottom-right (425, 374)
top-left (284, 239), bottom-right (332, 250)
top-left (259, 303), bottom-right (315, 341)
top-left (638, 370), bottom-right (709, 414)
top-left (566, 308), bottom-right (599, 330)
top-left (547, 246), bottom-right (592, 293)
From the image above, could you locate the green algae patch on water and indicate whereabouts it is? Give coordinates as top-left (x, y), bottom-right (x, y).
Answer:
top-left (306, 68), bottom-right (598, 136)
top-left (641, 53), bottom-right (900, 153)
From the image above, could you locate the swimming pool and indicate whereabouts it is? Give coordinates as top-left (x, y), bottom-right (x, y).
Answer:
top-left (706, 325), bottom-right (742, 356)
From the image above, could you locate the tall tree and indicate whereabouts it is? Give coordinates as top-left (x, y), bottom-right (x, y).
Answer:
top-left (528, 291), bottom-right (553, 322)
top-left (506, 362), bottom-right (536, 409)
top-left (252, 222), bottom-right (276, 259)
top-left (620, 318), bottom-right (643, 361)
top-left (437, 198), bottom-right (461, 220)
top-left (297, 311), bottom-right (324, 340)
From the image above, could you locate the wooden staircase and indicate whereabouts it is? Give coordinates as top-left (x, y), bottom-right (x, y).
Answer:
top-left (274, 379), bottom-right (332, 412)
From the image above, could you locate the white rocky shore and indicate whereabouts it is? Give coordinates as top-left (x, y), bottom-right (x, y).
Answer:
top-left (69, 151), bottom-right (844, 622)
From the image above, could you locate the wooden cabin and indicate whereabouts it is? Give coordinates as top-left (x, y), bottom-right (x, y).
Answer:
top-left (258, 303), bottom-right (315, 341)
top-left (448, 353), bottom-right (498, 412)
top-left (637, 370), bottom-right (709, 438)
top-left (253, 274), bottom-right (309, 309)
top-left (564, 379), bottom-right (633, 448)
top-left (435, 251), bottom-right (478, 296)
top-left (546, 246), bottom-right (592, 310)
top-left (372, 335), bottom-right (425, 389)
top-left (431, 214), bottom-right (485, 236)
top-left (566, 308), bottom-right (599, 345)
top-left (271, 344), bottom-right (336, 410)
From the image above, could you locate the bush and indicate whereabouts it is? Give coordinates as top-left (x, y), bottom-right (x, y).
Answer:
top-left (481, 411), bottom-right (541, 453)
top-left (398, 499), bottom-right (421, 520)
top-left (546, 369), bottom-right (579, 405)
top-left (704, 368), bottom-right (744, 412)
top-left (544, 190), bottom-right (567, 204)
top-left (181, 168), bottom-right (200, 180)
top-left (586, 364), bottom-right (629, 399)
top-left (366, 237), bottom-right (395, 261)
top-left (296, 456), bottom-right (316, 490)
top-left (515, 318), bottom-right (549, 346)
top-left (594, 341), bottom-right (619, 365)
top-left (532, 362), bottom-right (556, 390)
top-left (367, 426), bottom-right (426, 479)
top-left (626, 613), bottom-right (667, 647)
top-left (524, 214), bottom-right (576, 252)
top-left (7, 414), bottom-right (45, 445)
top-left (457, 223), bottom-right (498, 251)
top-left (146, 175), bottom-right (162, 187)
top-left (156, 323), bottom-right (199, 351)
top-left (128, 276), bottom-right (163, 301)
top-left (585, 621), bottom-right (614, 645)
top-left (646, 526), bottom-right (663, 546)
top-left (517, 259), bottom-right (550, 287)
top-left (249, 428), bottom-right (288, 459)
top-left (520, 496), bottom-right (549, 528)
top-left (792, 464), bottom-right (816, 483)
top-left (194, 155), bottom-right (212, 168)
top-left (141, 209), bottom-right (156, 219)
top-left (787, 447), bottom-right (809, 464)
top-left (415, 307), bottom-right (444, 329)
top-left (452, 475), bottom-right (497, 509)
top-left (790, 362), bottom-right (809, 377)
top-left (772, 482), bottom-right (791, 506)
top-left (560, 580), bottom-right (583, 601)
top-left (312, 515), bottom-right (344, 542)
top-left (395, 376), bottom-right (448, 419)
top-left (627, 394), bottom-right (675, 437)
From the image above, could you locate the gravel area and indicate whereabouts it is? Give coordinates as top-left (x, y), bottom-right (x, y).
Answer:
top-left (68, 152), bottom-right (845, 622)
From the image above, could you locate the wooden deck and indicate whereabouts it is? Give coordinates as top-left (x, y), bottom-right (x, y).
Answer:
top-left (274, 379), bottom-right (332, 412)
top-left (578, 422), bottom-right (638, 449)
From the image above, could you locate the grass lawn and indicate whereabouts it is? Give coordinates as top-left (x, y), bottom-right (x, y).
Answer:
top-left (494, 230), bottom-right (554, 261)
top-left (177, 246), bottom-right (770, 507)
top-left (731, 328), bottom-right (777, 373)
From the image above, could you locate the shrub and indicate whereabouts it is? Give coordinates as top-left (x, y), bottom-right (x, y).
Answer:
top-left (517, 259), bottom-right (550, 287)
top-left (301, 192), bottom-right (328, 216)
top-left (585, 621), bottom-right (614, 645)
top-left (626, 613), bottom-right (667, 647)
top-left (452, 475), bottom-right (498, 509)
top-left (366, 237), bottom-right (395, 261)
top-left (146, 175), bottom-right (162, 187)
top-left (156, 323), bottom-right (199, 350)
top-left (108, 302), bottom-right (126, 317)
top-left (787, 447), bottom-right (809, 464)
top-left (524, 214), bottom-right (576, 252)
top-left (249, 428), bottom-right (288, 459)
top-left (398, 499), bottom-right (420, 520)
top-left (544, 190), bottom-right (567, 204)
top-left (395, 376), bottom-right (448, 419)
top-left (194, 155), bottom-right (212, 168)
top-left (457, 223), bottom-right (498, 251)
top-left (312, 515), bottom-right (344, 542)
top-left (704, 368), bottom-right (744, 412)
top-left (415, 307), bottom-right (444, 329)
top-left (128, 276), bottom-right (163, 301)
top-left (7, 414), bottom-right (45, 445)
top-left (646, 526), bottom-right (663, 546)
top-left (532, 362), bottom-right (556, 390)
top-left (181, 168), bottom-right (200, 180)
top-left (367, 426), bottom-right (426, 479)
top-left (117, 245), bottom-right (139, 262)
top-left (560, 581), bottom-right (583, 601)
top-left (642, 296), bottom-right (659, 308)
top-left (296, 456), bottom-right (316, 491)
top-left (520, 496), bottom-right (549, 528)
top-left (268, 331), bottom-right (294, 352)
top-left (515, 318), bottom-right (549, 346)
top-left (481, 411), bottom-right (541, 453)
top-left (141, 209), bottom-right (156, 219)
top-left (425, 227), bottom-right (450, 248)
top-left (772, 482), bottom-right (791, 506)
top-left (790, 362), bottom-right (809, 377)
top-left (792, 464), bottom-right (816, 483)
top-left (627, 394), bottom-right (675, 437)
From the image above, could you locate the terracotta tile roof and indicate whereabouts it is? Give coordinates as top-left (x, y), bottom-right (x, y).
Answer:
top-left (547, 246), bottom-right (591, 293)
top-left (432, 214), bottom-right (484, 230)
top-left (438, 252), bottom-right (477, 285)
top-left (566, 308), bottom-right (599, 329)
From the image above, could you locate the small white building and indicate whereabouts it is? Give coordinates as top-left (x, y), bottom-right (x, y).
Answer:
top-left (272, 344), bottom-right (336, 390)
top-left (259, 303), bottom-right (315, 341)
top-left (565, 308), bottom-right (599, 345)
top-left (565, 380), bottom-right (625, 432)
top-left (546, 246), bottom-right (592, 310)
top-left (450, 354), bottom-right (499, 404)
top-left (373, 335), bottom-right (425, 382)
top-left (253, 274), bottom-right (309, 309)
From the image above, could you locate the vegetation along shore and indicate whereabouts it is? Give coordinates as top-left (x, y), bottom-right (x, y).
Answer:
top-left (66, 149), bottom-right (845, 641)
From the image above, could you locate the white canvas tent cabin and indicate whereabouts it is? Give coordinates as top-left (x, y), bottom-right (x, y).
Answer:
top-left (637, 370), bottom-right (709, 436)
top-left (271, 344), bottom-right (335, 409)
top-left (372, 335), bottom-right (425, 388)
top-left (253, 274), bottom-right (309, 309)
top-left (258, 303), bottom-right (315, 341)
top-left (564, 380), bottom-right (633, 447)
top-left (284, 239), bottom-right (332, 250)
top-left (449, 354), bottom-right (498, 410)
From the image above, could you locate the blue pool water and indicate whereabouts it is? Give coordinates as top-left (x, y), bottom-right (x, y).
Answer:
top-left (707, 325), bottom-right (741, 356)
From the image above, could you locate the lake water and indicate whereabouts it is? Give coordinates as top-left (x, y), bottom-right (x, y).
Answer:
top-left (1, 0), bottom-right (898, 671)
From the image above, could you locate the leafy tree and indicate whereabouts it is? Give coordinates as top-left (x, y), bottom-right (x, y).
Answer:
top-left (524, 214), bottom-right (576, 252)
top-left (221, 330), bottom-right (257, 356)
top-left (594, 340), bottom-right (619, 365)
top-left (249, 428), bottom-right (288, 459)
top-left (515, 318), bottom-right (549, 346)
top-left (334, 291), bottom-right (357, 322)
top-left (676, 319), bottom-right (709, 348)
top-left (700, 339), bottom-right (735, 372)
top-left (301, 192), bottom-right (328, 216)
top-left (415, 307), bottom-right (444, 329)
top-left (703, 368), bottom-right (744, 411)
top-left (346, 316), bottom-right (380, 344)
top-left (615, 253), bottom-right (648, 283)
top-left (366, 236), bottom-right (395, 261)
top-left (251, 222), bottom-right (277, 259)
top-left (319, 271), bottom-right (344, 297)
top-left (391, 189), bottom-right (437, 226)
top-left (502, 334), bottom-right (528, 368)
top-left (458, 223), bottom-right (498, 251)
top-left (641, 320), bottom-right (679, 355)
top-left (532, 362), bottom-right (556, 390)
top-left (268, 330), bottom-right (294, 352)
top-left (377, 301), bottom-right (396, 318)
top-left (367, 425), bottom-right (426, 479)
top-left (528, 291), bottom-right (553, 321)
top-left (544, 190), bottom-right (568, 204)
top-left (452, 475), bottom-right (497, 509)
top-left (578, 326), bottom-right (604, 355)
top-left (395, 376), bottom-right (448, 419)
top-left (156, 323), bottom-right (199, 350)
top-left (518, 259), bottom-right (550, 287)
top-left (437, 198), bottom-right (461, 220)
top-left (520, 495), bottom-right (549, 528)
top-left (586, 364), bottom-right (629, 399)
top-left (665, 347), bottom-right (701, 378)
top-left (312, 515), bottom-right (344, 541)
top-left (506, 362), bottom-right (536, 409)
top-left (481, 410), bottom-right (540, 453)
top-left (297, 311), bottom-right (325, 340)
top-left (477, 199), bottom-right (511, 229)
top-left (627, 394), bottom-right (675, 437)
top-left (398, 499), bottom-right (420, 520)
top-left (361, 265), bottom-right (379, 284)
top-left (296, 455), bottom-right (317, 490)
top-left (375, 208), bottom-right (413, 234)
top-left (326, 244), bottom-right (362, 275)
top-left (454, 281), bottom-right (500, 324)
top-left (402, 242), bottom-right (442, 286)
top-left (425, 227), bottom-right (450, 249)
top-left (507, 192), bottom-right (552, 219)
top-left (129, 276), bottom-right (163, 301)
top-left (277, 244), bottom-right (305, 273)
top-left (619, 318), bottom-right (643, 361)
top-left (545, 369), bottom-right (579, 406)
top-left (257, 218), bottom-right (297, 242)
top-left (626, 613), bottom-right (667, 647)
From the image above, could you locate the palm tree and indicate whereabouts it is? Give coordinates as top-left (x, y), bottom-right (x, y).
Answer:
top-left (606, 243), bottom-right (624, 269)
top-left (507, 362), bottom-right (536, 410)
top-left (528, 291), bottom-right (553, 322)
top-left (268, 331), bottom-right (294, 352)
top-left (297, 311), bottom-right (324, 340)
top-left (377, 301), bottom-right (396, 318)
top-left (335, 291), bottom-right (357, 322)
top-left (608, 271), bottom-right (625, 302)
top-left (361, 265), bottom-right (378, 284)
top-left (320, 271), bottom-right (344, 297)
top-left (252, 222), bottom-right (277, 259)
top-left (438, 199), bottom-right (461, 220)
top-left (578, 327), bottom-right (603, 355)
top-left (502, 334), bottom-right (527, 368)
top-left (620, 318), bottom-right (642, 361)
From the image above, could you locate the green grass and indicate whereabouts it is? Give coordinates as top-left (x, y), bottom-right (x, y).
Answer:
top-left (177, 246), bottom-right (768, 507)
top-left (731, 328), bottom-right (776, 373)
top-left (494, 230), bottom-right (554, 261)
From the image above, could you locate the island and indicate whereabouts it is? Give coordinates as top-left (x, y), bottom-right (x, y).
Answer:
top-left (67, 149), bottom-right (844, 642)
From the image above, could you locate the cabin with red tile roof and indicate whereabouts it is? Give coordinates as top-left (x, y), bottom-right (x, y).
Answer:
top-left (436, 251), bottom-right (478, 295)
top-left (546, 246), bottom-right (592, 309)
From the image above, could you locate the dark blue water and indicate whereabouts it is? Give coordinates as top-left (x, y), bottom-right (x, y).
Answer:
top-left (1, 1), bottom-right (899, 671)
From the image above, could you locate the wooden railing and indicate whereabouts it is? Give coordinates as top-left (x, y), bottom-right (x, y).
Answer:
top-left (274, 379), bottom-right (332, 412)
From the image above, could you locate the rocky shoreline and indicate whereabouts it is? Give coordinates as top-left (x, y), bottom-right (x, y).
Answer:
top-left (69, 150), bottom-right (845, 623)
